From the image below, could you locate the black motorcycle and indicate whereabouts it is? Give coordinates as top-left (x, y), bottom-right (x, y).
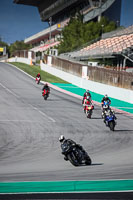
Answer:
top-left (61, 142), bottom-right (91, 166)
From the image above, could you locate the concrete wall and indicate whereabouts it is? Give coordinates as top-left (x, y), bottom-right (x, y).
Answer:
top-left (6, 56), bottom-right (133, 104)
top-left (7, 57), bottom-right (32, 65)
top-left (41, 62), bottom-right (133, 104)
top-left (51, 56), bottom-right (133, 90)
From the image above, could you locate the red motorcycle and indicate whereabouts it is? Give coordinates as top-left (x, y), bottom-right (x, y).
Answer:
top-left (42, 89), bottom-right (50, 100)
top-left (35, 77), bottom-right (40, 84)
top-left (85, 104), bottom-right (94, 118)
top-left (83, 98), bottom-right (94, 118)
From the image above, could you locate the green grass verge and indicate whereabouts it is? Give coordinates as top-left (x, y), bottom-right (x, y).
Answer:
top-left (11, 62), bottom-right (69, 83)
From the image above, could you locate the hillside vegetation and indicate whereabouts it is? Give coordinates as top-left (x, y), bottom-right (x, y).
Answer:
top-left (58, 15), bottom-right (116, 54)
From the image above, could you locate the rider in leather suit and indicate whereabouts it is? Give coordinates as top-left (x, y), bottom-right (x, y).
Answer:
top-left (83, 95), bottom-right (93, 113)
top-left (42, 83), bottom-right (50, 92)
top-left (101, 94), bottom-right (112, 122)
top-left (82, 90), bottom-right (91, 105)
top-left (36, 73), bottom-right (41, 79)
top-left (59, 135), bottom-right (85, 161)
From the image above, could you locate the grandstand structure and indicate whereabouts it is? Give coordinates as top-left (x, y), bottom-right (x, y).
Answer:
top-left (62, 25), bottom-right (133, 69)
top-left (13, 0), bottom-right (122, 58)
top-left (14, 0), bottom-right (121, 24)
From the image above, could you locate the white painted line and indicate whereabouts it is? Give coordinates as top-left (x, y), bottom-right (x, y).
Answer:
top-left (0, 120), bottom-right (37, 122)
top-left (7, 63), bottom-right (35, 80)
top-left (0, 82), bottom-right (19, 98)
top-left (115, 107), bottom-right (133, 109)
top-left (59, 86), bottom-right (79, 88)
top-left (0, 77), bottom-right (55, 122)
top-left (32, 106), bottom-right (56, 123)
top-left (0, 190), bottom-right (133, 194)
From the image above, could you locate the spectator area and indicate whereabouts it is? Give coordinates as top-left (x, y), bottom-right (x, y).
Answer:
top-left (68, 26), bottom-right (133, 59)
top-left (31, 41), bottom-right (60, 52)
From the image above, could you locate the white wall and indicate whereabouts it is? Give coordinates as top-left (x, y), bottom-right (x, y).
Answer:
top-left (41, 62), bottom-right (133, 104)
top-left (7, 57), bottom-right (32, 65)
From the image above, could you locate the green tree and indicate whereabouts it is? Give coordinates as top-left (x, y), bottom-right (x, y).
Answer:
top-left (9, 40), bottom-right (32, 57)
top-left (0, 39), bottom-right (10, 56)
top-left (58, 16), bottom-right (117, 54)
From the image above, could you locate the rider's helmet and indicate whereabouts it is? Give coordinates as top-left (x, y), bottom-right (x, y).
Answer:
top-left (104, 94), bottom-right (108, 100)
top-left (59, 135), bottom-right (65, 142)
top-left (86, 90), bottom-right (90, 96)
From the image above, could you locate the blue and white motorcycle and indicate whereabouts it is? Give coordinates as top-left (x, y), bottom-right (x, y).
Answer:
top-left (101, 100), bottom-right (111, 119)
top-left (104, 110), bottom-right (117, 131)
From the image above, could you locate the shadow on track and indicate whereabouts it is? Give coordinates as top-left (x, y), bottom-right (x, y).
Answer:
top-left (91, 163), bottom-right (104, 166)
top-left (91, 117), bottom-right (102, 120)
top-left (74, 163), bottom-right (103, 167)
top-left (114, 129), bottom-right (133, 133)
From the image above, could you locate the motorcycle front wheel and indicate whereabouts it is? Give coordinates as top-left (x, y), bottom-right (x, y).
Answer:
top-left (109, 121), bottom-right (115, 131)
top-left (44, 95), bottom-right (48, 100)
top-left (85, 156), bottom-right (92, 165)
top-left (86, 110), bottom-right (92, 118)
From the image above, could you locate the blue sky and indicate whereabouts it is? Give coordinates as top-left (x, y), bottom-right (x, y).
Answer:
top-left (0, 0), bottom-right (48, 44)
top-left (0, 0), bottom-right (133, 44)
top-left (121, 0), bottom-right (133, 27)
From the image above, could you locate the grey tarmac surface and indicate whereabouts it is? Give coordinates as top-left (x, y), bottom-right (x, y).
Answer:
top-left (0, 62), bottom-right (133, 182)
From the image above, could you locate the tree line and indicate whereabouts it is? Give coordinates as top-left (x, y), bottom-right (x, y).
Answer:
top-left (0, 39), bottom-right (31, 57)
top-left (0, 15), bottom-right (117, 57)
top-left (58, 15), bottom-right (116, 54)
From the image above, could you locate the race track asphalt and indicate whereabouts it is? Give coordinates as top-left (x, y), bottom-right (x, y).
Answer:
top-left (0, 62), bottom-right (133, 194)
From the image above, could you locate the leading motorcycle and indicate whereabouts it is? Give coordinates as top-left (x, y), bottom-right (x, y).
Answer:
top-left (61, 142), bottom-right (92, 166)
top-left (35, 77), bottom-right (41, 84)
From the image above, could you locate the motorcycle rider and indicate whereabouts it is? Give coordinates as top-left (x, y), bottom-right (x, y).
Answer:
top-left (82, 90), bottom-right (91, 105)
top-left (59, 135), bottom-right (86, 161)
top-left (42, 83), bottom-right (50, 93)
top-left (101, 94), bottom-right (111, 120)
top-left (36, 73), bottom-right (41, 79)
top-left (104, 109), bottom-right (117, 122)
top-left (101, 94), bottom-right (111, 105)
top-left (83, 95), bottom-right (93, 113)
top-left (36, 73), bottom-right (41, 84)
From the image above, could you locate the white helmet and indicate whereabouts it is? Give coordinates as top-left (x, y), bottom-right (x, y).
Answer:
top-left (86, 90), bottom-right (90, 93)
top-left (59, 135), bottom-right (65, 142)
